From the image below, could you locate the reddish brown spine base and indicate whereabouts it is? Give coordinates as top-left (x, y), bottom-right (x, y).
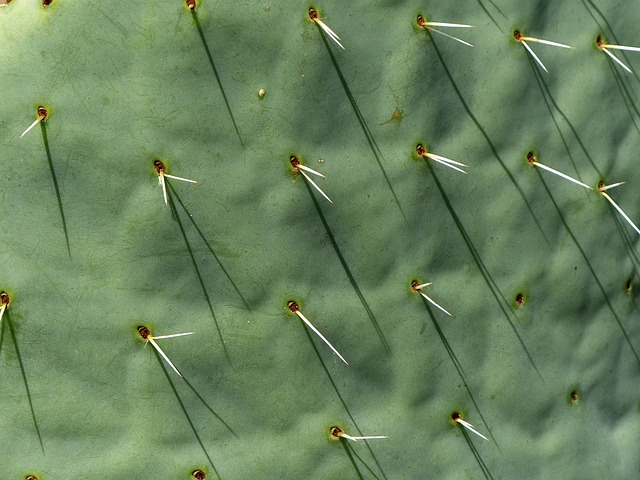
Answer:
top-left (0, 291), bottom-right (9, 309)
top-left (154, 160), bottom-right (166, 175)
top-left (192, 470), bottom-right (206, 480)
top-left (137, 325), bottom-right (151, 340)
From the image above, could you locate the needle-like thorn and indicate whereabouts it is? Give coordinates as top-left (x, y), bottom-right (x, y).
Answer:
top-left (138, 326), bottom-right (194, 377)
top-left (290, 156), bottom-right (333, 203)
top-left (412, 280), bottom-right (452, 316)
top-left (288, 301), bottom-right (348, 365)
top-left (309, 8), bottom-right (345, 50)
top-left (454, 416), bottom-right (489, 441)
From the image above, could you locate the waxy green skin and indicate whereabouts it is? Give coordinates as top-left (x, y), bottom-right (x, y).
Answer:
top-left (0, 0), bottom-right (639, 478)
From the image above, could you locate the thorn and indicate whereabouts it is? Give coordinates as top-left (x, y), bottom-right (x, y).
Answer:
top-left (151, 332), bottom-right (195, 340)
top-left (424, 22), bottom-right (474, 29)
top-left (20, 106), bottom-right (48, 138)
top-left (159, 173), bottom-right (168, 205)
top-left (417, 15), bottom-right (474, 47)
top-left (601, 44), bottom-right (640, 52)
top-left (597, 35), bottom-right (637, 73)
top-left (521, 40), bottom-right (548, 73)
top-left (599, 183), bottom-right (640, 236)
top-left (514, 30), bottom-right (571, 73)
top-left (454, 415), bottom-right (489, 441)
top-left (297, 163), bottom-right (325, 178)
top-left (331, 426), bottom-right (387, 441)
top-left (599, 181), bottom-right (624, 191)
top-left (287, 301), bottom-right (348, 365)
top-left (290, 155), bottom-right (333, 203)
top-left (137, 326), bottom-right (193, 377)
top-left (154, 160), bottom-right (197, 206)
top-left (412, 280), bottom-right (452, 316)
top-left (601, 47), bottom-right (633, 73)
top-left (163, 174), bottom-right (198, 184)
top-left (527, 153), bottom-right (592, 190)
top-left (426, 153), bottom-right (468, 174)
top-left (416, 144), bottom-right (467, 174)
top-left (147, 337), bottom-right (184, 377)
top-left (309, 8), bottom-right (344, 50)
top-left (340, 433), bottom-right (389, 441)
top-left (520, 36), bottom-right (572, 49)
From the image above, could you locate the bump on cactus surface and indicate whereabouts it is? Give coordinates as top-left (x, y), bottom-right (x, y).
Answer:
top-left (1, 0), bottom-right (639, 478)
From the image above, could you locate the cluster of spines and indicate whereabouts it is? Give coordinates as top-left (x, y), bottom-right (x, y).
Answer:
top-left (3, 1), bottom-right (639, 478)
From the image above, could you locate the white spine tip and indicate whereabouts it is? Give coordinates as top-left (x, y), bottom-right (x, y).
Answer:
top-left (295, 310), bottom-right (348, 365)
top-left (455, 418), bottom-right (488, 441)
top-left (299, 170), bottom-right (333, 204)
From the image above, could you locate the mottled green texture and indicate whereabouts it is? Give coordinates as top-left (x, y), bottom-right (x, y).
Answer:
top-left (0, 0), bottom-right (639, 478)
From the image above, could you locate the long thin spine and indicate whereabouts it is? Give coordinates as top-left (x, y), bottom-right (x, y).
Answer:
top-left (151, 332), bottom-right (195, 340)
top-left (455, 418), bottom-right (488, 440)
top-left (163, 174), bottom-right (198, 184)
top-left (521, 37), bottom-right (572, 49)
top-left (428, 27), bottom-right (474, 47)
top-left (602, 48), bottom-right (633, 73)
top-left (418, 290), bottom-right (452, 316)
top-left (295, 310), bottom-right (348, 365)
top-left (299, 170), bottom-right (333, 204)
top-left (601, 191), bottom-right (640, 236)
top-left (532, 162), bottom-right (592, 190)
top-left (147, 337), bottom-right (183, 377)
top-left (521, 40), bottom-right (548, 73)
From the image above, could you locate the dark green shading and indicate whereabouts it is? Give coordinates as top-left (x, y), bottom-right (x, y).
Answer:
top-left (425, 30), bottom-right (550, 246)
top-left (317, 25), bottom-right (407, 221)
top-left (458, 425), bottom-right (495, 480)
top-left (534, 170), bottom-right (640, 367)
top-left (340, 438), bottom-right (366, 480)
top-left (168, 182), bottom-right (251, 312)
top-left (41, 122), bottom-right (71, 258)
top-left (166, 181), bottom-right (230, 362)
top-left (6, 312), bottom-right (44, 453)
top-left (474, 0), bottom-right (508, 32)
top-left (181, 375), bottom-right (238, 439)
top-left (301, 326), bottom-right (388, 480)
top-left (419, 297), bottom-right (500, 450)
top-left (527, 57), bottom-right (585, 179)
top-left (341, 437), bottom-right (384, 480)
top-left (611, 210), bottom-right (640, 275)
top-left (190, 10), bottom-right (243, 146)
top-left (527, 54), bottom-right (604, 177)
top-left (427, 162), bottom-right (542, 378)
top-left (155, 350), bottom-right (222, 479)
top-left (303, 179), bottom-right (391, 354)
top-left (606, 60), bottom-right (640, 135)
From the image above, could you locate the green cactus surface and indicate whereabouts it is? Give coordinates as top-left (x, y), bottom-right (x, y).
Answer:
top-left (1, 0), bottom-right (639, 478)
